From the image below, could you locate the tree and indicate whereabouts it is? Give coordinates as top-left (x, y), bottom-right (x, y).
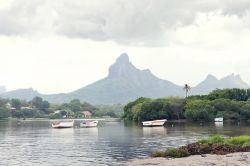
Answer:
top-left (41, 100), bottom-right (50, 110)
top-left (0, 98), bottom-right (10, 118)
top-left (31, 96), bottom-right (50, 111)
top-left (184, 99), bottom-right (215, 122)
top-left (240, 103), bottom-right (250, 120)
top-left (163, 98), bottom-right (185, 120)
top-left (32, 97), bottom-right (43, 109)
top-left (123, 97), bottom-right (151, 121)
top-left (69, 99), bottom-right (82, 112)
top-left (11, 99), bottom-right (22, 110)
top-left (184, 84), bottom-right (191, 98)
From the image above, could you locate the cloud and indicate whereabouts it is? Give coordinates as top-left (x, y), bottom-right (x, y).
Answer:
top-left (0, 0), bottom-right (55, 36)
top-left (0, 0), bottom-right (250, 45)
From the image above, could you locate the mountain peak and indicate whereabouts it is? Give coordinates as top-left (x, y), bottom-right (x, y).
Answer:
top-left (205, 74), bottom-right (218, 81)
top-left (0, 86), bottom-right (6, 94)
top-left (115, 53), bottom-right (130, 64)
top-left (108, 53), bottom-right (137, 78)
top-left (221, 73), bottom-right (241, 81)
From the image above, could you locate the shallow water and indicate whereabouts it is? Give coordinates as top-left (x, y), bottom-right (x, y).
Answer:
top-left (0, 120), bottom-right (249, 166)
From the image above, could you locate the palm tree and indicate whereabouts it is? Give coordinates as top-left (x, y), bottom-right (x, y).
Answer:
top-left (184, 84), bottom-right (191, 98)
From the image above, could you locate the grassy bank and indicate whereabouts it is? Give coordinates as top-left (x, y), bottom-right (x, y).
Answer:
top-left (151, 135), bottom-right (250, 158)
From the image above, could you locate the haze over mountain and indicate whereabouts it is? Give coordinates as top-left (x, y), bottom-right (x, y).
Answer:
top-left (1, 54), bottom-right (249, 104)
top-left (0, 86), bottom-right (6, 94)
top-left (191, 74), bottom-right (249, 95)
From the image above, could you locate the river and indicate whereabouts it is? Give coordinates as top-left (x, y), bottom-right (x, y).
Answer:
top-left (0, 119), bottom-right (249, 166)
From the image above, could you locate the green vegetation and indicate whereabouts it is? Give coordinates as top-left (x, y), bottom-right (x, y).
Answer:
top-left (123, 88), bottom-right (250, 122)
top-left (184, 99), bottom-right (215, 121)
top-left (123, 97), bottom-right (185, 121)
top-left (0, 98), bottom-right (9, 118)
top-left (0, 97), bottom-right (123, 119)
top-left (198, 135), bottom-right (225, 144)
top-left (95, 104), bottom-right (124, 118)
top-left (151, 148), bottom-right (190, 158)
top-left (152, 135), bottom-right (250, 158)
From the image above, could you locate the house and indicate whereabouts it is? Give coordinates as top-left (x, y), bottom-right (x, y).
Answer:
top-left (5, 103), bottom-right (11, 109)
top-left (21, 106), bottom-right (33, 110)
top-left (82, 111), bottom-right (92, 118)
top-left (54, 110), bottom-right (61, 114)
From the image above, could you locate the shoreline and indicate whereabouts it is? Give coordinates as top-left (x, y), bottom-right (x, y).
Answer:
top-left (119, 152), bottom-right (250, 166)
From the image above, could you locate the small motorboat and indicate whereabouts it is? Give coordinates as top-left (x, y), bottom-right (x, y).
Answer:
top-left (142, 119), bottom-right (167, 127)
top-left (214, 117), bottom-right (223, 122)
top-left (80, 120), bottom-right (98, 128)
top-left (51, 120), bottom-right (74, 128)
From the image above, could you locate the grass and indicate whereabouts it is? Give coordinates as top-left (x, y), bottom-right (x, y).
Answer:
top-left (199, 135), bottom-right (250, 146)
top-left (224, 136), bottom-right (250, 146)
top-left (151, 135), bottom-right (250, 158)
top-left (198, 135), bottom-right (225, 144)
top-left (151, 148), bottom-right (190, 158)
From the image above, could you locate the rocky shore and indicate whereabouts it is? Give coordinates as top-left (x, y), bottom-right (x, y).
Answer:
top-left (119, 152), bottom-right (250, 166)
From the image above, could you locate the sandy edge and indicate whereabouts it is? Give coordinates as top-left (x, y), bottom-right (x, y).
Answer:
top-left (119, 152), bottom-right (250, 166)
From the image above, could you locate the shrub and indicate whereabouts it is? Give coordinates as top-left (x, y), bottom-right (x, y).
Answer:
top-left (199, 135), bottom-right (225, 144)
top-left (199, 144), bottom-right (212, 154)
top-left (165, 148), bottom-right (190, 158)
top-left (224, 136), bottom-right (250, 146)
top-left (151, 151), bottom-right (166, 157)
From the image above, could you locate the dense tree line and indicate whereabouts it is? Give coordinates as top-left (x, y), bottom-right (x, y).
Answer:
top-left (123, 88), bottom-right (250, 122)
top-left (0, 97), bottom-right (123, 119)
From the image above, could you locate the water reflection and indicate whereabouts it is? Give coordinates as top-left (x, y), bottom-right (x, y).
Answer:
top-left (142, 127), bottom-right (167, 137)
top-left (79, 127), bottom-right (98, 137)
top-left (0, 120), bottom-right (250, 166)
top-left (215, 122), bottom-right (223, 127)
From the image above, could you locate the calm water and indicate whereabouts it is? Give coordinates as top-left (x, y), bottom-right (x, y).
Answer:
top-left (0, 119), bottom-right (249, 166)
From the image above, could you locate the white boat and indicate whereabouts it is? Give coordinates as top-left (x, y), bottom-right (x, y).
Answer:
top-left (51, 120), bottom-right (74, 128)
top-left (80, 120), bottom-right (98, 128)
top-left (214, 117), bottom-right (223, 122)
top-left (142, 119), bottom-right (167, 127)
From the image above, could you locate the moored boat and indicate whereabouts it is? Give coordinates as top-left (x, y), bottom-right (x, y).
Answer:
top-left (142, 119), bottom-right (167, 127)
top-left (214, 117), bottom-right (223, 122)
top-left (51, 120), bottom-right (74, 128)
top-left (80, 120), bottom-right (98, 128)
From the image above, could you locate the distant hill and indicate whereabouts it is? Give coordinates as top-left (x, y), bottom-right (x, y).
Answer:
top-left (47, 53), bottom-right (183, 104)
top-left (0, 86), bottom-right (6, 94)
top-left (1, 88), bottom-right (41, 100)
top-left (191, 74), bottom-right (249, 95)
top-left (1, 53), bottom-right (249, 104)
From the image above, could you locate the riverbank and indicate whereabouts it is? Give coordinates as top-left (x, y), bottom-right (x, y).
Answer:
top-left (119, 152), bottom-right (250, 166)
top-left (121, 135), bottom-right (250, 165)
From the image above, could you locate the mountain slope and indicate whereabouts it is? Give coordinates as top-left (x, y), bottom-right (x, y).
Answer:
top-left (0, 86), bottom-right (6, 94)
top-left (191, 74), bottom-right (249, 95)
top-left (55, 53), bottom-right (183, 104)
top-left (1, 54), bottom-right (249, 104)
top-left (1, 88), bottom-right (41, 100)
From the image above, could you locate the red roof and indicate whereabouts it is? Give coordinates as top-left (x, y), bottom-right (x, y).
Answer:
top-left (82, 111), bottom-right (92, 116)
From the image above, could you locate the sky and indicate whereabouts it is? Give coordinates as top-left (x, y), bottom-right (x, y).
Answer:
top-left (0, 0), bottom-right (250, 94)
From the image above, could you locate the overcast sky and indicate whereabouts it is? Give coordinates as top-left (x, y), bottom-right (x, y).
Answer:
top-left (0, 0), bottom-right (250, 94)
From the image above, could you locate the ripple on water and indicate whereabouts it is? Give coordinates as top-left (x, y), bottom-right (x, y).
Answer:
top-left (1, 121), bottom-right (250, 165)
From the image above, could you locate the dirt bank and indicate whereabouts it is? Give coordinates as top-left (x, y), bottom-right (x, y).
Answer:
top-left (119, 152), bottom-right (250, 166)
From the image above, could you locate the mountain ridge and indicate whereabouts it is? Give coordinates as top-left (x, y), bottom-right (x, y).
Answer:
top-left (1, 54), bottom-right (249, 104)
top-left (0, 86), bottom-right (6, 94)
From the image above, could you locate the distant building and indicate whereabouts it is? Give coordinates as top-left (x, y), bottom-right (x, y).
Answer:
top-left (21, 106), bottom-right (33, 110)
top-left (10, 107), bottom-right (17, 111)
top-left (82, 111), bottom-right (92, 118)
top-left (54, 110), bottom-right (61, 114)
top-left (5, 103), bottom-right (11, 109)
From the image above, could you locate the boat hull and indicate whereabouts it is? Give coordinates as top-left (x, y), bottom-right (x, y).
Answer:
top-left (142, 119), bottom-right (167, 127)
top-left (80, 120), bottom-right (98, 128)
top-left (214, 118), bottom-right (223, 122)
top-left (52, 121), bottom-right (74, 128)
